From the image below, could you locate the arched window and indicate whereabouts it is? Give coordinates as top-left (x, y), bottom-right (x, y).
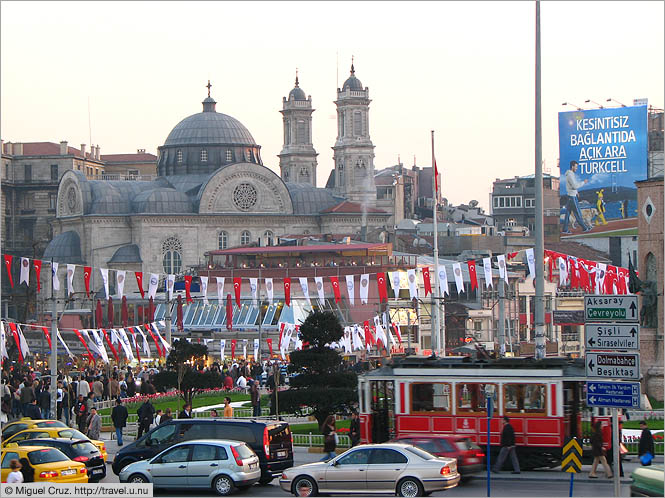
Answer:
top-left (264, 230), bottom-right (274, 246)
top-left (176, 150), bottom-right (183, 163)
top-left (240, 230), bottom-right (251, 246)
top-left (226, 150), bottom-right (233, 162)
top-left (218, 231), bottom-right (228, 250)
top-left (200, 149), bottom-right (208, 162)
top-left (299, 167), bottom-right (310, 181)
top-left (284, 169), bottom-right (290, 181)
top-left (162, 236), bottom-right (183, 274)
top-left (245, 149), bottom-right (252, 162)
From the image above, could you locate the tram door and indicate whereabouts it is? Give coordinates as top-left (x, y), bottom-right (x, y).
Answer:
top-left (370, 380), bottom-right (394, 443)
top-left (563, 381), bottom-right (582, 439)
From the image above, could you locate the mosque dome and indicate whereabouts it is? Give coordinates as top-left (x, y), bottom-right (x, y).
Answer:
top-left (342, 63), bottom-right (363, 91)
top-left (288, 75), bottom-right (307, 101)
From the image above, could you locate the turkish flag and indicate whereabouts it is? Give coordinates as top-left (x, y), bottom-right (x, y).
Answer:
top-left (507, 251), bottom-right (519, 260)
top-left (184, 275), bottom-right (193, 303)
top-left (329, 276), bottom-right (341, 303)
top-left (233, 277), bottom-right (242, 307)
top-left (135, 272), bottom-right (145, 299)
top-left (278, 322), bottom-right (286, 349)
top-left (83, 266), bottom-right (92, 298)
top-left (267, 338), bottom-right (273, 356)
top-left (8, 322), bottom-right (23, 362)
top-left (231, 339), bottom-right (237, 359)
top-left (604, 266), bottom-right (617, 294)
top-left (74, 328), bottom-right (95, 364)
top-left (569, 257), bottom-right (579, 289)
top-left (3, 255), bottom-right (13, 288)
top-left (422, 267), bottom-right (432, 296)
top-left (283, 278), bottom-right (291, 307)
top-left (33, 260), bottom-right (42, 292)
top-left (616, 268), bottom-right (628, 294)
top-left (41, 326), bottom-right (52, 349)
top-left (392, 323), bottom-right (402, 344)
top-left (226, 294), bottom-right (233, 330)
top-left (467, 260), bottom-right (478, 291)
top-left (363, 320), bottom-right (374, 346)
top-left (376, 272), bottom-right (388, 303)
top-left (586, 260), bottom-right (597, 293)
top-left (577, 260), bottom-right (590, 292)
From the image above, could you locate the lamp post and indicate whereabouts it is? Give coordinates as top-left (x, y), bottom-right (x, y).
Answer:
top-left (485, 383), bottom-right (495, 497)
top-left (561, 102), bottom-right (582, 110)
top-left (584, 99), bottom-right (604, 109)
top-left (606, 98), bottom-right (627, 107)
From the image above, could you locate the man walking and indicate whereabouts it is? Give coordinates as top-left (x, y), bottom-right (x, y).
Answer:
top-left (86, 407), bottom-right (102, 440)
top-left (251, 380), bottom-right (261, 417)
top-left (111, 398), bottom-right (128, 446)
top-left (638, 420), bottom-right (655, 466)
top-left (562, 160), bottom-right (592, 234)
top-left (136, 399), bottom-right (155, 438)
top-left (179, 403), bottom-right (192, 419)
top-left (349, 411), bottom-right (361, 447)
top-left (492, 416), bottom-right (520, 474)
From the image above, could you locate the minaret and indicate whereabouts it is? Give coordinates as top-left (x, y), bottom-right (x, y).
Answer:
top-left (332, 61), bottom-right (377, 205)
top-left (278, 71), bottom-right (318, 186)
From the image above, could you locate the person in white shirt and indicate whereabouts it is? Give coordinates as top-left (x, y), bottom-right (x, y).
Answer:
top-left (77, 376), bottom-right (90, 398)
top-left (236, 375), bottom-right (247, 390)
top-left (562, 160), bottom-right (591, 234)
top-left (7, 459), bottom-right (24, 483)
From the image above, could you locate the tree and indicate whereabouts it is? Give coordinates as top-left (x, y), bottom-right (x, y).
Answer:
top-left (278, 310), bottom-right (357, 427)
top-left (152, 339), bottom-right (220, 406)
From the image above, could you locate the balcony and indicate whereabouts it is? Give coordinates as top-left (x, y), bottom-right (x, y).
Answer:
top-left (98, 174), bottom-right (156, 181)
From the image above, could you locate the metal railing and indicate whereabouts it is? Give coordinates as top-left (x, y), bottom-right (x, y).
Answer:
top-left (292, 433), bottom-right (351, 448)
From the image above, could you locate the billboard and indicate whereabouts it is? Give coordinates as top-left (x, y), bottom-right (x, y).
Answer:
top-left (558, 105), bottom-right (648, 235)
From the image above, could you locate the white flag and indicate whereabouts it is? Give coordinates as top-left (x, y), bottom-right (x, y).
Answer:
top-left (359, 274), bottom-right (370, 305)
top-left (345, 275), bottom-right (355, 306)
top-left (438, 266), bottom-right (449, 296)
top-left (596, 263), bottom-right (607, 295)
top-left (110, 328), bottom-right (120, 346)
top-left (253, 338), bottom-right (259, 360)
top-left (200, 276), bottom-right (209, 305)
top-left (136, 326), bottom-right (151, 358)
top-left (166, 274), bottom-right (175, 300)
top-left (215, 276), bottom-right (225, 304)
top-left (151, 323), bottom-right (171, 353)
top-left (117, 329), bottom-right (135, 362)
top-left (265, 278), bottom-right (274, 304)
top-left (373, 316), bottom-right (388, 348)
top-left (352, 324), bottom-right (364, 350)
top-left (17, 324), bottom-right (30, 359)
top-left (66, 264), bottom-right (76, 296)
top-left (314, 277), bottom-right (325, 307)
top-left (57, 329), bottom-right (74, 358)
top-left (0, 322), bottom-right (8, 360)
top-left (80, 330), bottom-right (100, 359)
top-left (242, 339), bottom-right (248, 358)
top-left (526, 248), bottom-right (536, 280)
top-left (19, 258), bottom-right (29, 286)
top-left (482, 258), bottom-right (493, 289)
top-left (407, 269), bottom-right (418, 299)
top-left (89, 329), bottom-right (109, 363)
top-left (100, 268), bottom-right (109, 298)
top-left (116, 270), bottom-right (126, 299)
top-left (390, 271), bottom-right (401, 299)
top-left (52, 262), bottom-right (60, 291)
top-left (220, 339), bottom-right (226, 360)
top-left (558, 257), bottom-right (569, 286)
top-left (249, 278), bottom-right (258, 306)
top-left (148, 273), bottom-right (159, 300)
top-left (497, 254), bottom-right (508, 284)
top-left (299, 277), bottom-right (311, 307)
top-left (452, 262), bottom-right (464, 294)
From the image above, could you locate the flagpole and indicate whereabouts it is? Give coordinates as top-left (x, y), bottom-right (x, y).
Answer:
top-left (431, 130), bottom-right (442, 355)
top-left (50, 258), bottom-right (58, 421)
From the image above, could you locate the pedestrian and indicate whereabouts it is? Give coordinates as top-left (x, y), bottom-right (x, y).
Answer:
top-left (110, 375), bottom-right (120, 400)
top-left (77, 375), bottom-right (90, 398)
top-left (87, 407), bottom-right (102, 440)
top-left (6, 459), bottom-right (24, 483)
top-left (237, 374), bottom-right (247, 391)
top-left (92, 377), bottom-right (104, 402)
top-left (136, 399), bottom-right (155, 438)
top-left (154, 409), bottom-right (163, 427)
top-left (160, 408), bottom-right (172, 425)
top-left (589, 421), bottom-right (613, 478)
top-left (85, 392), bottom-right (95, 418)
top-left (607, 422), bottom-right (625, 477)
top-left (39, 386), bottom-right (51, 419)
top-left (24, 399), bottom-right (42, 420)
top-left (75, 394), bottom-right (87, 432)
top-left (349, 411), bottom-right (361, 447)
top-left (320, 415), bottom-right (337, 461)
top-left (179, 403), bottom-right (192, 419)
top-left (19, 457), bottom-right (34, 482)
top-left (223, 397), bottom-right (233, 418)
top-left (492, 416), bottom-right (520, 474)
top-left (638, 420), bottom-right (655, 466)
top-left (20, 379), bottom-right (36, 416)
top-left (251, 380), bottom-right (261, 417)
top-left (209, 409), bottom-right (218, 417)
top-left (111, 398), bottom-right (129, 446)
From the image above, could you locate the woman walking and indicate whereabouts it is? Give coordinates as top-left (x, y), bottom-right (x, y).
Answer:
top-left (589, 421), bottom-right (613, 479)
top-left (320, 415), bottom-right (337, 461)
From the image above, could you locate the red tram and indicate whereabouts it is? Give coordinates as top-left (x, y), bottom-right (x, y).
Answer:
top-left (357, 356), bottom-right (608, 469)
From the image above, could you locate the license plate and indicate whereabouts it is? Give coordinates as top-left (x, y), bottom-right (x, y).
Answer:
top-left (277, 450), bottom-right (287, 458)
top-left (467, 458), bottom-right (479, 463)
top-left (92, 468), bottom-right (104, 474)
top-left (61, 469), bottom-right (76, 476)
top-left (249, 463), bottom-right (257, 469)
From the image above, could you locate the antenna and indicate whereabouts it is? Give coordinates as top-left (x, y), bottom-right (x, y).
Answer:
top-left (88, 97), bottom-right (92, 146)
top-left (336, 50), bottom-right (339, 89)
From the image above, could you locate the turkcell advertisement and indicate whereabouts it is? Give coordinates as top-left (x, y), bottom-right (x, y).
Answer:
top-left (558, 105), bottom-right (647, 236)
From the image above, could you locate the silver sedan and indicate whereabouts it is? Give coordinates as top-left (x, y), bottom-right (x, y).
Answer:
top-left (279, 443), bottom-right (459, 497)
top-left (119, 439), bottom-right (260, 496)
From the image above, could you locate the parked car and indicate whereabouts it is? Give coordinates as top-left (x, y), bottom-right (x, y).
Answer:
top-left (2, 427), bottom-right (108, 462)
top-left (279, 443), bottom-right (459, 497)
top-left (630, 464), bottom-right (664, 497)
top-left (1, 418), bottom-right (68, 439)
top-left (392, 435), bottom-right (484, 479)
top-left (112, 418), bottom-right (293, 484)
top-left (15, 438), bottom-right (106, 482)
top-left (1, 444), bottom-right (88, 483)
top-left (119, 439), bottom-right (260, 496)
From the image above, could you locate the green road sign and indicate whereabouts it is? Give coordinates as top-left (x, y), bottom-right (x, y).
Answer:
top-left (584, 295), bottom-right (639, 323)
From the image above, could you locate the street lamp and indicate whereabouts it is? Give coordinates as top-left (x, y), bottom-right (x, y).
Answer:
top-left (606, 98), bottom-right (626, 107)
top-left (561, 102), bottom-right (582, 110)
top-left (584, 99), bottom-right (604, 108)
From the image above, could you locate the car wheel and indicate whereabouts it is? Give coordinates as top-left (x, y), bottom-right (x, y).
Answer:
top-left (397, 477), bottom-right (424, 497)
top-left (292, 475), bottom-right (318, 497)
top-left (128, 474), bottom-right (148, 484)
top-left (213, 475), bottom-right (235, 496)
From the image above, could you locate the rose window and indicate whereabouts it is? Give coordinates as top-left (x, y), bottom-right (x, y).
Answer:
top-left (233, 183), bottom-right (257, 211)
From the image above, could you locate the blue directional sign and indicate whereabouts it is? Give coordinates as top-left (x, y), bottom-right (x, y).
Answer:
top-left (586, 381), bottom-right (641, 408)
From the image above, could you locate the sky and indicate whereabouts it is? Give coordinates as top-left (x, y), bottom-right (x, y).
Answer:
top-left (1, 1), bottom-right (663, 209)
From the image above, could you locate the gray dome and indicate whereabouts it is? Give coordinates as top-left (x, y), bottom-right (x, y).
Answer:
top-left (108, 244), bottom-right (142, 264)
top-left (43, 231), bottom-right (84, 264)
top-left (131, 188), bottom-right (194, 213)
top-left (285, 183), bottom-right (345, 214)
top-left (164, 104), bottom-right (257, 146)
top-left (342, 64), bottom-right (363, 91)
top-left (289, 86), bottom-right (306, 101)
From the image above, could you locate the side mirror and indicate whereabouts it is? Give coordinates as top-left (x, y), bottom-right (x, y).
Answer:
top-left (332, 460), bottom-right (339, 466)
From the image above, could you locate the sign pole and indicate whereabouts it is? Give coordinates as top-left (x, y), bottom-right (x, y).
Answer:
top-left (486, 394), bottom-right (493, 497)
top-left (612, 408), bottom-right (620, 497)
top-left (569, 473), bottom-right (574, 497)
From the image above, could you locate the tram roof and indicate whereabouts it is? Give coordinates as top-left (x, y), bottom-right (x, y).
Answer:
top-left (362, 355), bottom-right (586, 378)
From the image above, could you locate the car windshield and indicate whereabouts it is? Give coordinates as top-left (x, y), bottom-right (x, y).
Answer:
top-left (28, 448), bottom-right (69, 465)
top-left (234, 444), bottom-right (255, 459)
top-left (71, 442), bottom-right (99, 455)
top-left (404, 446), bottom-right (437, 460)
top-left (35, 421), bottom-right (67, 428)
top-left (59, 429), bottom-right (88, 440)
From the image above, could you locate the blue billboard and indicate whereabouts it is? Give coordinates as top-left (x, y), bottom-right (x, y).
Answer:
top-left (558, 105), bottom-right (647, 235)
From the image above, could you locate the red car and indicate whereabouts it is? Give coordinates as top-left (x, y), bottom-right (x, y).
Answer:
top-left (392, 435), bottom-right (485, 481)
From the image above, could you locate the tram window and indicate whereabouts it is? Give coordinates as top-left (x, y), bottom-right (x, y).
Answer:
top-left (504, 383), bottom-right (546, 414)
top-left (457, 383), bottom-right (497, 413)
top-left (411, 383), bottom-right (451, 413)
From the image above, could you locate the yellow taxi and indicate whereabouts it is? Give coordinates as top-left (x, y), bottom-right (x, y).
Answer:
top-left (1, 444), bottom-right (88, 483)
top-left (2, 428), bottom-right (108, 462)
top-left (1, 418), bottom-right (68, 440)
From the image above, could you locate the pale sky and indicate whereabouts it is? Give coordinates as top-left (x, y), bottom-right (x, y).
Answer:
top-left (2, 1), bottom-right (663, 209)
